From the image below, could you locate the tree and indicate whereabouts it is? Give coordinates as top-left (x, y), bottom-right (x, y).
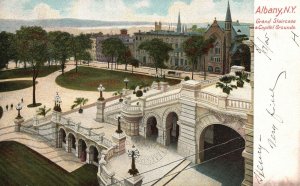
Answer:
top-left (0, 31), bottom-right (17, 69)
top-left (118, 46), bottom-right (132, 71)
top-left (16, 26), bottom-right (48, 107)
top-left (36, 105), bottom-right (51, 117)
top-left (182, 36), bottom-right (214, 80)
top-left (71, 34), bottom-right (92, 73)
top-left (138, 38), bottom-right (173, 75)
top-left (216, 75), bottom-right (237, 94)
top-left (129, 58), bottom-right (140, 74)
top-left (48, 31), bottom-right (72, 74)
top-left (102, 37), bottom-right (126, 69)
top-left (71, 97), bottom-right (89, 113)
top-left (235, 71), bottom-right (250, 87)
top-left (80, 51), bottom-right (92, 66)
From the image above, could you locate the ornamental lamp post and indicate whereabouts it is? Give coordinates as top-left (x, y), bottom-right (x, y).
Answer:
top-left (128, 145), bottom-right (140, 176)
top-left (124, 78), bottom-right (129, 89)
top-left (15, 102), bottom-right (23, 119)
top-left (115, 113), bottom-right (123, 134)
top-left (97, 84), bottom-right (105, 101)
top-left (53, 92), bottom-right (62, 112)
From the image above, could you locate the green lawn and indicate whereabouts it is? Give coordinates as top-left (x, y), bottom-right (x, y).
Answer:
top-left (0, 80), bottom-right (35, 92)
top-left (0, 66), bottom-right (59, 80)
top-left (56, 66), bottom-right (181, 92)
top-left (0, 141), bottom-right (98, 186)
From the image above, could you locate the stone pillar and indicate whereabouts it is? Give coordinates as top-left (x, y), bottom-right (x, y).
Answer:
top-left (160, 81), bottom-right (169, 92)
top-left (112, 132), bottom-right (126, 155)
top-left (124, 174), bottom-right (144, 186)
top-left (218, 94), bottom-right (228, 109)
top-left (242, 26), bottom-right (254, 186)
top-left (51, 110), bottom-right (62, 123)
top-left (86, 148), bottom-right (91, 164)
top-left (65, 137), bottom-right (69, 152)
top-left (54, 123), bottom-right (59, 148)
top-left (177, 80), bottom-right (201, 163)
top-left (157, 128), bottom-right (165, 145)
top-left (96, 100), bottom-right (106, 122)
top-left (14, 117), bottom-right (24, 132)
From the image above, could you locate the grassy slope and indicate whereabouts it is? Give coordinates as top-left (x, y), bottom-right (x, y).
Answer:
top-left (0, 80), bottom-right (35, 92)
top-left (0, 141), bottom-right (98, 186)
top-left (0, 66), bottom-right (59, 80)
top-left (56, 66), bottom-right (181, 92)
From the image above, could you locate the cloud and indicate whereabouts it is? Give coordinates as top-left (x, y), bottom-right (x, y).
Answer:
top-left (0, 0), bottom-right (253, 23)
top-left (134, 0), bottom-right (150, 8)
top-left (0, 0), bottom-right (61, 20)
top-left (0, 0), bottom-right (30, 19)
top-left (32, 3), bottom-right (61, 19)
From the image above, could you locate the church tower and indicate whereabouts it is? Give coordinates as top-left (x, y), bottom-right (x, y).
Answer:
top-left (224, 0), bottom-right (232, 74)
top-left (176, 11), bottom-right (182, 33)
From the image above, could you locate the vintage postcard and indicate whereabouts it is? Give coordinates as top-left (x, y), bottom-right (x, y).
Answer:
top-left (0, 0), bottom-right (298, 186)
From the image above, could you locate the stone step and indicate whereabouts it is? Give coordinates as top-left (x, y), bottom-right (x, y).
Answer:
top-left (153, 159), bottom-right (191, 186)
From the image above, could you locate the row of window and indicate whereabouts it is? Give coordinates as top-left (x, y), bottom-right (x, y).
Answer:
top-left (210, 56), bottom-right (221, 62)
top-left (136, 36), bottom-right (184, 43)
top-left (208, 66), bottom-right (221, 73)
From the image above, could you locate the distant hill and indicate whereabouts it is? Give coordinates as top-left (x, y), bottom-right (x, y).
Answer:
top-left (0, 18), bottom-right (154, 33)
top-left (0, 18), bottom-right (252, 33)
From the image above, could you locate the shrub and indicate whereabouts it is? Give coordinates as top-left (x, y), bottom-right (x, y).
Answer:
top-left (184, 76), bottom-right (190, 81)
top-left (136, 90), bottom-right (143, 97)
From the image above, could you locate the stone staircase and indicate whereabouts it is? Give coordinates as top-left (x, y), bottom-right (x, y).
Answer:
top-left (153, 159), bottom-right (191, 186)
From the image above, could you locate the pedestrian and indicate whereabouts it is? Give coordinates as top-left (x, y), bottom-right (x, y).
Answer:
top-left (21, 98), bottom-right (23, 103)
top-left (10, 104), bottom-right (13, 110)
top-left (6, 105), bottom-right (8, 111)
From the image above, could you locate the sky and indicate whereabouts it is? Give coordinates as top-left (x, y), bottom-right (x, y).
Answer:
top-left (0, 0), bottom-right (254, 23)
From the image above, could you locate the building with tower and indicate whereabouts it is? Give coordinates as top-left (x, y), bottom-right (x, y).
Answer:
top-left (201, 1), bottom-right (251, 74)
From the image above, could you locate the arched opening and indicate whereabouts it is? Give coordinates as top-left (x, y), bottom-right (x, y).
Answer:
top-left (68, 133), bottom-right (76, 154)
top-left (146, 116), bottom-right (158, 140)
top-left (165, 112), bottom-right (179, 148)
top-left (196, 124), bottom-right (245, 185)
top-left (89, 145), bottom-right (99, 165)
top-left (58, 128), bottom-right (66, 148)
top-left (78, 139), bottom-right (87, 162)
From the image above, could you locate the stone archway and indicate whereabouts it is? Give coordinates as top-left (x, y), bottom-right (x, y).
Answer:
top-left (58, 128), bottom-right (66, 148)
top-left (146, 116), bottom-right (159, 140)
top-left (89, 145), bottom-right (99, 165)
top-left (195, 113), bottom-right (246, 185)
top-left (78, 139), bottom-right (87, 162)
top-left (141, 112), bottom-right (162, 137)
top-left (67, 133), bottom-right (76, 154)
top-left (196, 113), bottom-right (245, 163)
top-left (164, 112), bottom-right (179, 147)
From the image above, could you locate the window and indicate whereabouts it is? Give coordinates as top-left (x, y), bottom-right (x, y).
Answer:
top-left (214, 57), bottom-right (221, 63)
top-left (208, 66), bottom-right (213, 72)
top-left (185, 60), bottom-right (187, 65)
top-left (180, 59), bottom-right (184, 66)
top-left (215, 67), bottom-right (221, 73)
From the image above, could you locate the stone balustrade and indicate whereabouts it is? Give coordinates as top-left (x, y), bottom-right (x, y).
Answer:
top-left (145, 92), bottom-right (180, 108)
top-left (198, 90), bottom-right (251, 114)
top-left (104, 102), bottom-right (122, 114)
top-left (199, 92), bottom-right (219, 106)
top-left (227, 98), bottom-right (252, 111)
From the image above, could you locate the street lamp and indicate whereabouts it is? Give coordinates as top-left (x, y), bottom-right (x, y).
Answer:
top-left (115, 113), bottom-right (123, 134)
top-left (124, 78), bottom-right (129, 89)
top-left (15, 102), bottom-right (23, 119)
top-left (128, 145), bottom-right (140, 176)
top-left (97, 84), bottom-right (105, 101)
top-left (54, 92), bottom-right (62, 112)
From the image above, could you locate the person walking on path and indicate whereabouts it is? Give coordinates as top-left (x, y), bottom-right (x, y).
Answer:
top-left (10, 104), bottom-right (13, 110)
top-left (21, 98), bottom-right (23, 103)
top-left (6, 105), bottom-right (8, 111)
